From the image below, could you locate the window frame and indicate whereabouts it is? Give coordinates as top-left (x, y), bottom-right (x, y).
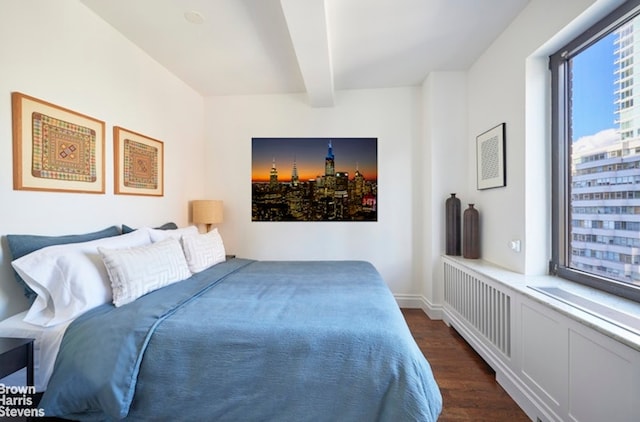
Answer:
top-left (550, 0), bottom-right (640, 303)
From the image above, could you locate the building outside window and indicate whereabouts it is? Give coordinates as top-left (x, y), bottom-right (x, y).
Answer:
top-left (551, 0), bottom-right (640, 302)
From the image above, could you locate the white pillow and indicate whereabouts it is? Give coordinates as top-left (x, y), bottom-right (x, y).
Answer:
top-left (148, 225), bottom-right (198, 242)
top-left (11, 229), bottom-right (152, 327)
top-left (99, 237), bottom-right (191, 307)
top-left (180, 229), bottom-right (226, 273)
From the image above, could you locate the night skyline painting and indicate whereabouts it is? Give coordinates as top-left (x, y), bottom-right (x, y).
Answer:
top-left (252, 137), bottom-right (378, 222)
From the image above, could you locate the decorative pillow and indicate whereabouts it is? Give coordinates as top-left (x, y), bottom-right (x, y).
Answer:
top-left (121, 222), bottom-right (178, 234)
top-left (180, 229), bottom-right (226, 273)
top-left (148, 225), bottom-right (198, 242)
top-left (11, 229), bottom-right (152, 327)
top-left (6, 226), bottom-right (121, 300)
top-left (99, 237), bottom-right (192, 307)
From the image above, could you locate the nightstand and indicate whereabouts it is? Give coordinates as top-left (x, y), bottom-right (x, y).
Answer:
top-left (0, 338), bottom-right (34, 387)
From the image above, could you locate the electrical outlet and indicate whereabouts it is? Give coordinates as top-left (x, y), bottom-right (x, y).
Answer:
top-left (509, 239), bottom-right (521, 252)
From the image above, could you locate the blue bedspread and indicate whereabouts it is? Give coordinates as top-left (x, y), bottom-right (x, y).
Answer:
top-left (40, 259), bottom-right (442, 421)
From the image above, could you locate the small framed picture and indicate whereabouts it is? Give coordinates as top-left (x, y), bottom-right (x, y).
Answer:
top-left (12, 92), bottom-right (105, 194)
top-left (476, 123), bottom-right (506, 190)
top-left (113, 126), bottom-right (164, 196)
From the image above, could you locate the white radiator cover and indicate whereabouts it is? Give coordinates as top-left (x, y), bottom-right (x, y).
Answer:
top-left (443, 261), bottom-right (511, 358)
top-left (442, 256), bottom-right (640, 422)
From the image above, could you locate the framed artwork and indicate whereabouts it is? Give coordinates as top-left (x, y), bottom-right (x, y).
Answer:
top-left (252, 137), bottom-right (377, 222)
top-left (113, 126), bottom-right (164, 196)
top-left (11, 92), bottom-right (105, 193)
top-left (476, 123), bottom-right (506, 190)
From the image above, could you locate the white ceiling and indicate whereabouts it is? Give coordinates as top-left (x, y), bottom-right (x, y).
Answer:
top-left (80, 0), bottom-right (530, 106)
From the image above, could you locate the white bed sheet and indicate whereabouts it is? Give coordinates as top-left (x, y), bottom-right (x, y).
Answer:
top-left (0, 311), bottom-right (70, 392)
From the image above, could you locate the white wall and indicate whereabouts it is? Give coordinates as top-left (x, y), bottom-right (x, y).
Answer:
top-left (422, 72), bottom-right (468, 312)
top-left (465, 0), bottom-right (624, 275)
top-left (0, 0), bottom-right (206, 318)
top-left (204, 88), bottom-right (425, 299)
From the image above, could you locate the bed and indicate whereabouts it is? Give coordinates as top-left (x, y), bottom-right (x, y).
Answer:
top-left (3, 226), bottom-right (442, 421)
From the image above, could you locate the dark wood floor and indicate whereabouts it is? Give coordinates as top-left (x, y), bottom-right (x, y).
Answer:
top-left (402, 308), bottom-right (530, 422)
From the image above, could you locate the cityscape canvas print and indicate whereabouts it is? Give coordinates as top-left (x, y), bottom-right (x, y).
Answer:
top-left (252, 137), bottom-right (377, 221)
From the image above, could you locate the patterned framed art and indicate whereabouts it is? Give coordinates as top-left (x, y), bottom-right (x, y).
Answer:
top-left (113, 126), bottom-right (164, 196)
top-left (12, 92), bottom-right (105, 194)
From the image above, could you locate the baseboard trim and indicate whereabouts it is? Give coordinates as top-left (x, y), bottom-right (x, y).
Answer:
top-left (395, 294), bottom-right (443, 320)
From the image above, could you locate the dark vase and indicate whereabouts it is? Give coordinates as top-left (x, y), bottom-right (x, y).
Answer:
top-left (445, 193), bottom-right (461, 255)
top-left (463, 204), bottom-right (480, 259)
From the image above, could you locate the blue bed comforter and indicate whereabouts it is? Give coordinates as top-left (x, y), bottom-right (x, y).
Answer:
top-left (39, 259), bottom-right (442, 421)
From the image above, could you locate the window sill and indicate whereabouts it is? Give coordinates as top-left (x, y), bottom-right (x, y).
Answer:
top-left (442, 256), bottom-right (640, 352)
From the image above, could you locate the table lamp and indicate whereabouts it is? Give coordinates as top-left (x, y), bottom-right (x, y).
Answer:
top-left (192, 200), bottom-right (223, 232)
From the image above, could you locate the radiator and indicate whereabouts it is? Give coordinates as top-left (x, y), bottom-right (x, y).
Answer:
top-left (443, 260), bottom-right (512, 358)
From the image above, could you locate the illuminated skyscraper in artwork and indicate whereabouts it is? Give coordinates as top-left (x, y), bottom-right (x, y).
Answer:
top-left (354, 163), bottom-right (365, 197)
top-left (291, 156), bottom-right (299, 187)
top-left (324, 140), bottom-right (336, 193)
top-left (269, 158), bottom-right (278, 189)
top-left (325, 140), bottom-right (335, 176)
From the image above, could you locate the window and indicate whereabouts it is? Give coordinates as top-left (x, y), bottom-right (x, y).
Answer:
top-left (551, 0), bottom-right (640, 302)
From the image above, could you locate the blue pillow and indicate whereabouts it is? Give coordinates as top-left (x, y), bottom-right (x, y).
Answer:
top-left (6, 225), bottom-right (121, 300)
top-left (121, 222), bottom-right (178, 234)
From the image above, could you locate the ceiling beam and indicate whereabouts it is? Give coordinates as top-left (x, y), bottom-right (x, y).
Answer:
top-left (280, 0), bottom-right (334, 107)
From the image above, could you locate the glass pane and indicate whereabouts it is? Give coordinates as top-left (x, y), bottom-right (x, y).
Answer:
top-left (569, 16), bottom-right (640, 286)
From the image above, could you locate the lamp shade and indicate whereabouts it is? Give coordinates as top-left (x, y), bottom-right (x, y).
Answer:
top-left (192, 200), bottom-right (223, 226)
